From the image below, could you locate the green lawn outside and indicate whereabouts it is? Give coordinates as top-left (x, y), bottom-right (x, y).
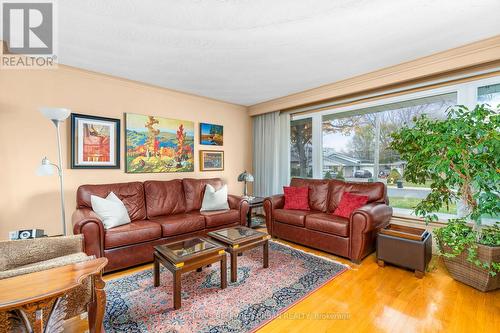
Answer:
top-left (389, 197), bottom-right (457, 214)
top-left (387, 181), bottom-right (432, 188)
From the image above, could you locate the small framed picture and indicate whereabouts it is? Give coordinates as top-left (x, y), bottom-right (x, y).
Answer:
top-left (70, 113), bottom-right (120, 169)
top-left (200, 123), bottom-right (223, 146)
top-left (200, 150), bottom-right (224, 171)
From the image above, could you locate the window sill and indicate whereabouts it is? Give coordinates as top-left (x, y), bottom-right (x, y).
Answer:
top-left (391, 214), bottom-right (449, 227)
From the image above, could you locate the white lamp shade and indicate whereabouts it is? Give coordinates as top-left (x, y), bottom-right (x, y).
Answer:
top-left (36, 163), bottom-right (54, 176)
top-left (39, 107), bottom-right (71, 121)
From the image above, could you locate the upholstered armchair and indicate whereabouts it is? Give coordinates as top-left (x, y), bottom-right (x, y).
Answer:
top-left (0, 235), bottom-right (100, 332)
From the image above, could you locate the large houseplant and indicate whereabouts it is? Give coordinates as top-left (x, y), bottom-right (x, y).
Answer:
top-left (389, 104), bottom-right (499, 291)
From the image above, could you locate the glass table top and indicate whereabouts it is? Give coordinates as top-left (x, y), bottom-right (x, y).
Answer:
top-left (161, 238), bottom-right (216, 258)
top-left (210, 227), bottom-right (262, 241)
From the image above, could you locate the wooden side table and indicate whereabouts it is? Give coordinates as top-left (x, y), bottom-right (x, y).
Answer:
top-left (208, 226), bottom-right (270, 283)
top-left (377, 224), bottom-right (432, 278)
top-left (153, 237), bottom-right (227, 310)
top-left (0, 257), bottom-right (108, 333)
top-left (246, 196), bottom-right (264, 228)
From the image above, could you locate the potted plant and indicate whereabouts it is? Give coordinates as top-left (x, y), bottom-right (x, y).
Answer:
top-left (389, 104), bottom-right (499, 291)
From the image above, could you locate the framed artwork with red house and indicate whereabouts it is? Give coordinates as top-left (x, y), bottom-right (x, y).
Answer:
top-left (70, 113), bottom-right (120, 169)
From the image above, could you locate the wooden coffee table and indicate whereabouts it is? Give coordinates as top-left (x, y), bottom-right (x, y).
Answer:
top-left (153, 237), bottom-right (227, 309)
top-left (208, 226), bottom-right (270, 283)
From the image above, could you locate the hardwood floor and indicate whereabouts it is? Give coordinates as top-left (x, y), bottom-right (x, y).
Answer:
top-left (67, 237), bottom-right (500, 333)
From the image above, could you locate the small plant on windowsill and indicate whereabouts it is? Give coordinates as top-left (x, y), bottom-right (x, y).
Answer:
top-left (389, 104), bottom-right (499, 292)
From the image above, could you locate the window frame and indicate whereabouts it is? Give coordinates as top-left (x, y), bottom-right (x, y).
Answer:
top-left (286, 75), bottom-right (500, 221)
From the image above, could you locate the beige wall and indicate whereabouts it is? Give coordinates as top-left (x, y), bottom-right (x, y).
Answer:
top-left (0, 66), bottom-right (252, 239)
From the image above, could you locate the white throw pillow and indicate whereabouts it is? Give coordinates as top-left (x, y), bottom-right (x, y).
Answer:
top-left (91, 192), bottom-right (131, 229)
top-left (201, 184), bottom-right (229, 211)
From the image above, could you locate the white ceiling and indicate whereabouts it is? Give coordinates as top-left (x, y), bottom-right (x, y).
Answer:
top-left (59, 0), bottom-right (500, 106)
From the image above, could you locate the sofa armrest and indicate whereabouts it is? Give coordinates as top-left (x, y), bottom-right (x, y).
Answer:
top-left (0, 235), bottom-right (85, 272)
top-left (349, 203), bottom-right (393, 262)
top-left (352, 203), bottom-right (393, 233)
top-left (263, 194), bottom-right (285, 236)
top-left (227, 194), bottom-right (250, 225)
top-left (72, 208), bottom-right (105, 258)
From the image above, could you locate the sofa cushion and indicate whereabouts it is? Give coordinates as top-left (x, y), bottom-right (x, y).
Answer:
top-left (183, 178), bottom-right (223, 212)
top-left (305, 213), bottom-right (349, 237)
top-left (202, 209), bottom-right (240, 228)
top-left (334, 192), bottom-right (369, 218)
top-left (153, 213), bottom-right (205, 237)
top-left (201, 184), bottom-right (230, 211)
top-left (91, 192), bottom-right (131, 229)
top-left (104, 220), bottom-right (161, 249)
top-left (274, 209), bottom-right (313, 227)
top-left (77, 182), bottom-right (146, 221)
top-left (144, 180), bottom-right (186, 218)
top-left (283, 186), bottom-right (310, 210)
top-left (290, 178), bottom-right (330, 212)
top-left (328, 180), bottom-right (386, 212)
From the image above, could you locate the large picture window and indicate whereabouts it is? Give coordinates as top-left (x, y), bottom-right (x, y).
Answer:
top-left (287, 76), bottom-right (500, 221)
top-left (290, 118), bottom-right (313, 178)
top-left (322, 93), bottom-right (457, 218)
top-left (478, 83), bottom-right (500, 107)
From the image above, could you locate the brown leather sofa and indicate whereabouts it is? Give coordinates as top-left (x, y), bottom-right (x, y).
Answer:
top-left (264, 178), bottom-right (392, 263)
top-left (72, 178), bottom-right (249, 272)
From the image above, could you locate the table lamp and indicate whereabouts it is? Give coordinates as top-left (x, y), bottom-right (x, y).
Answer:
top-left (237, 170), bottom-right (254, 199)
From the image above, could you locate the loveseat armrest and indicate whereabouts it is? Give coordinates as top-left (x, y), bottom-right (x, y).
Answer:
top-left (0, 235), bottom-right (85, 272)
top-left (228, 194), bottom-right (250, 225)
top-left (72, 208), bottom-right (105, 258)
top-left (263, 194), bottom-right (285, 236)
top-left (352, 203), bottom-right (393, 233)
top-left (349, 203), bottom-right (393, 262)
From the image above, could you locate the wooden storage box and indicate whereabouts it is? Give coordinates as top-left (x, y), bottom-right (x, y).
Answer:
top-left (377, 224), bottom-right (432, 278)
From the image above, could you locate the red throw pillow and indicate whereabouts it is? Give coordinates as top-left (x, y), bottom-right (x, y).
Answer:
top-left (334, 192), bottom-right (369, 218)
top-left (283, 186), bottom-right (310, 210)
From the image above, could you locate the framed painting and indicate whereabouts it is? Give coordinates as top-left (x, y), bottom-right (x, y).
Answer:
top-left (200, 123), bottom-right (223, 146)
top-left (70, 113), bottom-right (120, 169)
top-left (200, 150), bottom-right (224, 171)
top-left (125, 113), bottom-right (194, 173)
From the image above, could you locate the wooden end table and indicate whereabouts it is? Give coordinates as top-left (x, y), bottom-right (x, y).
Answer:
top-left (0, 257), bottom-right (108, 333)
top-left (208, 226), bottom-right (270, 283)
top-left (153, 237), bottom-right (227, 310)
top-left (246, 196), bottom-right (265, 228)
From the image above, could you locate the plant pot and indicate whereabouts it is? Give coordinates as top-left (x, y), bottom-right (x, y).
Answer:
top-left (441, 243), bottom-right (500, 292)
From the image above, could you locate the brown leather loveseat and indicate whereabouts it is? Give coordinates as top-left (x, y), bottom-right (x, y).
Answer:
top-left (264, 178), bottom-right (392, 263)
top-left (72, 178), bottom-right (249, 272)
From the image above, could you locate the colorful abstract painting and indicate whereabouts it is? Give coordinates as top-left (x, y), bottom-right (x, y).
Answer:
top-left (200, 123), bottom-right (223, 145)
top-left (71, 114), bottom-right (120, 169)
top-left (125, 113), bottom-right (194, 173)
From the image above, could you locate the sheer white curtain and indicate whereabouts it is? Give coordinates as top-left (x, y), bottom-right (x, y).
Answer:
top-left (252, 111), bottom-right (281, 197)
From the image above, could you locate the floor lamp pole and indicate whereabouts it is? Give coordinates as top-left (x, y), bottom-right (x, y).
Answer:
top-left (53, 120), bottom-right (67, 236)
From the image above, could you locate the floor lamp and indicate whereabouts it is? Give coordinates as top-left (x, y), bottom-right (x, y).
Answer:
top-left (36, 107), bottom-right (71, 236)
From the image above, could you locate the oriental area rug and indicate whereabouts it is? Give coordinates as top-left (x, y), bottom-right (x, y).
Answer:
top-left (104, 241), bottom-right (347, 333)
